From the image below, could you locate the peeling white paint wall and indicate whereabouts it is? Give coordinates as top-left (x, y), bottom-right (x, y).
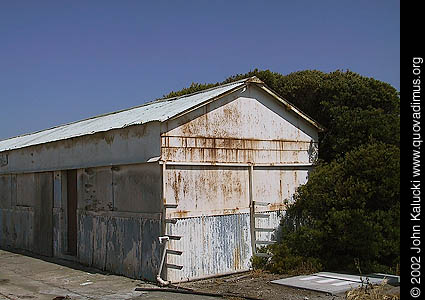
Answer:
top-left (161, 86), bottom-right (318, 281)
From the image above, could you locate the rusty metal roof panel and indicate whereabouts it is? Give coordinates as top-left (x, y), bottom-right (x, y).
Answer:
top-left (0, 80), bottom-right (247, 152)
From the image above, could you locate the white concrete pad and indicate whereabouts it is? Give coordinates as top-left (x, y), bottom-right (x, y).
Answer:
top-left (271, 272), bottom-right (385, 295)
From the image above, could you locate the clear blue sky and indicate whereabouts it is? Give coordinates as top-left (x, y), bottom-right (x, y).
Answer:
top-left (0, 0), bottom-right (400, 140)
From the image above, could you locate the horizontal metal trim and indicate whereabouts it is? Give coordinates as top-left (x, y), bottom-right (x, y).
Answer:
top-left (11, 206), bottom-right (34, 212)
top-left (166, 249), bottom-right (183, 256)
top-left (164, 204), bottom-right (178, 209)
top-left (0, 160), bottom-right (161, 176)
top-left (166, 235), bottom-right (182, 240)
top-left (166, 208), bottom-right (251, 219)
top-left (162, 146), bottom-right (309, 152)
top-left (165, 209), bottom-right (287, 220)
top-left (161, 161), bottom-right (313, 168)
top-left (165, 219), bottom-right (178, 224)
top-left (166, 263), bottom-right (184, 270)
top-left (77, 210), bottom-right (162, 220)
top-left (162, 135), bottom-right (317, 144)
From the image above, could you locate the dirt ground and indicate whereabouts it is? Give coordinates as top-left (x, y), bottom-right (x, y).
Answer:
top-left (0, 249), bottom-right (399, 300)
top-left (175, 271), bottom-right (343, 300)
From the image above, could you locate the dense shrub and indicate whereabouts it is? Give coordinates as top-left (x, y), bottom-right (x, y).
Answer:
top-left (275, 143), bottom-right (400, 274)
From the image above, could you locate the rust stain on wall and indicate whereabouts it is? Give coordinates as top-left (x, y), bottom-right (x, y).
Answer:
top-left (233, 246), bottom-right (241, 270)
top-left (161, 135), bottom-right (313, 165)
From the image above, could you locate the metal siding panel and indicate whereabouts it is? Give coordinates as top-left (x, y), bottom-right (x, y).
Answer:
top-left (122, 217), bottom-right (142, 278)
top-left (77, 213), bottom-right (154, 279)
top-left (112, 164), bottom-right (161, 213)
top-left (78, 212), bottom-right (94, 266)
top-left (72, 162), bottom-right (161, 280)
top-left (253, 168), bottom-right (310, 212)
top-left (164, 211), bottom-right (283, 282)
top-left (16, 173), bottom-right (37, 207)
top-left (16, 208), bottom-right (34, 250)
top-left (10, 175), bottom-right (17, 207)
top-left (0, 175), bottom-right (11, 209)
top-left (92, 215), bottom-right (108, 270)
top-left (166, 213), bottom-right (253, 282)
top-left (2, 210), bottom-right (8, 248)
top-left (8, 209), bottom-right (16, 249)
top-left (162, 137), bottom-right (316, 164)
top-left (105, 217), bottom-right (124, 275)
top-left (79, 167), bottom-right (113, 212)
top-left (164, 166), bottom-right (250, 219)
top-left (14, 209), bottom-right (23, 249)
top-left (53, 171), bottom-right (62, 208)
top-left (164, 166), bottom-right (308, 218)
top-left (0, 209), bottom-right (3, 246)
top-left (52, 208), bottom-right (61, 257)
top-left (0, 208), bottom-right (34, 251)
top-left (26, 209), bottom-right (35, 250)
top-left (52, 171), bottom-right (63, 257)
top-left (140, 218), bottom-right (161, 281)
top-left (0, 209), bottom-right (11, 247)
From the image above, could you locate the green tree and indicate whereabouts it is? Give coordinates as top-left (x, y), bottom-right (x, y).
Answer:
top-left (276, 143), bottom-right (400, 273)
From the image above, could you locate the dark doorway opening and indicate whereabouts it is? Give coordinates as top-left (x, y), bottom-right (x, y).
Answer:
top-left (67, 169), bottom-right (77, 256)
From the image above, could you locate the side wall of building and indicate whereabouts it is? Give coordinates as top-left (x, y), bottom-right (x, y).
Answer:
top-left (0, 172), bottom-right (53, 256)
top-left (0, 123), bottom-right (163, 281)
top-left (75, 163), bottom-right (162, 281)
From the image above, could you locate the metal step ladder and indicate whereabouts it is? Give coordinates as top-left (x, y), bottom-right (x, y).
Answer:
top-left (162, 203), bottom-right (184, 271)
top-left (161, 162), bottom-right (184, 271)
top-left (249, 166), bottom-right (276, 257)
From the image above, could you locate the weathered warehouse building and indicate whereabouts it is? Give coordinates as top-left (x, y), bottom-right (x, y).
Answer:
top-left (0, 77), bottom-right (322, 283)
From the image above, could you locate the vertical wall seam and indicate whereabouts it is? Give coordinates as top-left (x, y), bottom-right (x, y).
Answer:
top-left (111, 168), bottom-right (115, 211)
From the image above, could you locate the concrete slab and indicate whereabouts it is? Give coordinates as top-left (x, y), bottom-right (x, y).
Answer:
top-left (0, 249), bottom-right (217, 300)
top-left (271, 272), bottom-right (385, 295)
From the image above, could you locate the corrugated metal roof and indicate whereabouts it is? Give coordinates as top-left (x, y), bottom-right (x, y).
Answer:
top-left (0, 79), bottom-right (247, 152)
top-left (0, 76), bottom-right (323, 153)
